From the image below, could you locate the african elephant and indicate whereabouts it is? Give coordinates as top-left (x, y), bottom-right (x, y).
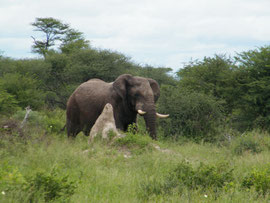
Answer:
top-left (66, 74), bottom-right (168, 139)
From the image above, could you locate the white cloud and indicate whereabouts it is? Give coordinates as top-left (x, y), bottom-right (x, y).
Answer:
top-left (0, 0), bottom-right (270, 71)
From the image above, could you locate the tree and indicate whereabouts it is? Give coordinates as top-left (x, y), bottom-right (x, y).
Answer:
top-left (0, 88), bottom-right (19, 115)
top-left (136, 65), bottom-right (177, 86)
top-left (157, 85), bottom-right (224, 142)
top-left (234, 46), bottom-right (270, 131)
top-left (60, 28), bottom-right (89, 54)
top-left (177, 55), bottom-right (238, 114)
top-left (31, 17), bottom-right (69, 57)
top-left (0, 73), bottom-right (45, 110)
top-left (31, 17), bottom-right (89, 57)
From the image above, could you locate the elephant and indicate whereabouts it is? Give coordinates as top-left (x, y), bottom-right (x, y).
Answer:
top-left (66, 74), bottom-right (169, 139)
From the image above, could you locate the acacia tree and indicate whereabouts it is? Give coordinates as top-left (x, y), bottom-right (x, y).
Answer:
top-left (60, 28), bottom-right (89, 54)
top-left (31, 17), bottom-right (89, 57)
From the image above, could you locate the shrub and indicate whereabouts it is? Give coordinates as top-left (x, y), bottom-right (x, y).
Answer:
top-left (114, 123), bottom-right (153, 153)
top-left (232, 133), bottom-right (263, 155)
top-left (0, 89), bottom-right (20, 115)
top-left (242, 165), bottom-right (270, 196)
top-left (12, 110), bottom-right (45, 125)
top-left (0, 164), bottom-right (76, 202)
top-left (158, 85), bottom-right (224, 142)
top-left (42, 109), bottom-right (66, 133)
top-left (139, 160), bottom-right (234, 200)
top-left (168, 161), bottom-right (234, 192)
top-left (0, 163), bottom-right (26, 190)
top-left (12, 108), bottom-right (65, 134)
top-left (0, 73), bottom-right (45, 110)
top-left (25, 169), bottom-right (76, 202)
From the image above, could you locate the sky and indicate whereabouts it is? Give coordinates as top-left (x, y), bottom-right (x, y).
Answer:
top-left (1, 0), bottom-right (270, 72)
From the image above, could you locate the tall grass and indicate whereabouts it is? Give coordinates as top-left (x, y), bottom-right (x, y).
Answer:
top-left (1, 110), bottom-right (270, 202)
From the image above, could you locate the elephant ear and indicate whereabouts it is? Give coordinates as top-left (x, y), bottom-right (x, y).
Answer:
top-left (148, 78), bottom-right (160, 103)
top-left (113, 74), bottom-right (133, 100)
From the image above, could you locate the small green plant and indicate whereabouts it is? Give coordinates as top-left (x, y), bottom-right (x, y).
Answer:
top-left (242, 165), bottom-right (270, 196)
top-left (114, 124), bottom-right (152, 152)
top-left (0, 163), bottom-right (26, 190)
top-left (107, 129), bottom-right (117, 141)
top-left (25, 168), bottom-right (77, 202)
top-left (114, 133), bottom-right (152, 152)
top-left (43, 109), bottom-right (66, 133)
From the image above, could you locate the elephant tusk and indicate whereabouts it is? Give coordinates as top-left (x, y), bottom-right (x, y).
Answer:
top-left (138, 109), bottom-right (146, 115)
top-left (156, 113), bottom-right (169, 118)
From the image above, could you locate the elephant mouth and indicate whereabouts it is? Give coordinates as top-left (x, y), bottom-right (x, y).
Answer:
top-left (137, 109), bottom-right (169, 118)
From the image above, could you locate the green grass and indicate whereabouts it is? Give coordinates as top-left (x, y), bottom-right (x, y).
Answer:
top-left (1, 113), bottom-right (270, 202)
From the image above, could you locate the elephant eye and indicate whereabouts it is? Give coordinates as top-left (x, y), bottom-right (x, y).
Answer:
top-left (134, 93), bottom-right (142, 99)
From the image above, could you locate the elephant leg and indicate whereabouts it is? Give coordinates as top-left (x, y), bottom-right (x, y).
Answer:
top-left (67, 119), bottom-right (81, 138)
top-left (83, 127), bottom-right (91, 136)
top-left (82, 119), bottom-right (95, 137)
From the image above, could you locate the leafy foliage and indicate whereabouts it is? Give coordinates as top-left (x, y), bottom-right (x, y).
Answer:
top-left (136, 66), bottom-right (177, 86)
top-left (242, 165), bottom-right (270, 196)
top-left (25, 169), bottom-right (76, 202)
top-left (0, 164), bottom-right (76, 202)
top-left (31, 17), bottom-right (89, 57)
top-left (140, 161), bottom-right (234, 200)
top-left (0, 118), bottom-right (270, 202)
top-left (0, 73), bottom-right (45, 110)
top-left (114, 123), bottom-right (153, 153)
top-left (234, 46), bottom-right (270, 131)
top-left (232, 134), bottom-right (262, 155)
top-left (170, 161), bottom-right (234, 191)
top-left (158, 85), bottom-right (224, 141)
top-left (177, 55), bottom-right (238, 114)
top-left (0, 89), bottom-right (19, 115)
top-left (31, 17), bottom-right (69, 56)
top-left (60, 28), bottom-right (90, 54)
top-left (2, 16), bottom-right (270, 140)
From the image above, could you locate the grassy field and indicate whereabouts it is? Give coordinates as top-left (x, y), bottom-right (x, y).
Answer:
top-left (1, 111), bottom-right (270, 202)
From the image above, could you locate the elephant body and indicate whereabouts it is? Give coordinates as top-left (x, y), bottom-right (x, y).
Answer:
top-left (66, 74), bottom-right (168, 139)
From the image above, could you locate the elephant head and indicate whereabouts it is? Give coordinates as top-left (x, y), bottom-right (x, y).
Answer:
top-left (113, 74), bottom-right (168, 139)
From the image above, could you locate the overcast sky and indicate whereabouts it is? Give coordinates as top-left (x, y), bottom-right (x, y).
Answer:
top-left (1, 0), bottom-right (270, 72)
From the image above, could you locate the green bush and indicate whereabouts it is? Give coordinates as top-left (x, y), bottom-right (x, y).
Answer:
top-left (12, 109), bottom-right (65, 134)
top-left (232, 133), bottom-right (263, 155)
top-left (0, 163), bottom-right (26, 191)
top-left (140, 160), bottom-right (234, 200)
top-left (25, 169), bottom-right (76, 202)
top-left (0, 164), bottom-right (76, 202)
top-left (168, 161), bottom-right (234, 191)
top-left (0, 73), bottom-right (45, 110)
top-left (158, 85), bottom-right (224, 142)
top-left (42, 109), bottom-right (66, 133)
top-left (242, 165), bottom-right (270, 196)
top-left (114, 124), bottom-right (153, 153)
top-left (0, 89), bottom-right (20, 115)
top-left (13, 110), bottom-right (45, 125)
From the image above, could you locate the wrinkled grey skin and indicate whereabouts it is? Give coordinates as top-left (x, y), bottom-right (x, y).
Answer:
top-left (66, 74), bottom-right (160, 139)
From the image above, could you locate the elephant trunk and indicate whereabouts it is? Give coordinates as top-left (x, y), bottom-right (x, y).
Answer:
top-left (143, 104), bottom-right (157, 140)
